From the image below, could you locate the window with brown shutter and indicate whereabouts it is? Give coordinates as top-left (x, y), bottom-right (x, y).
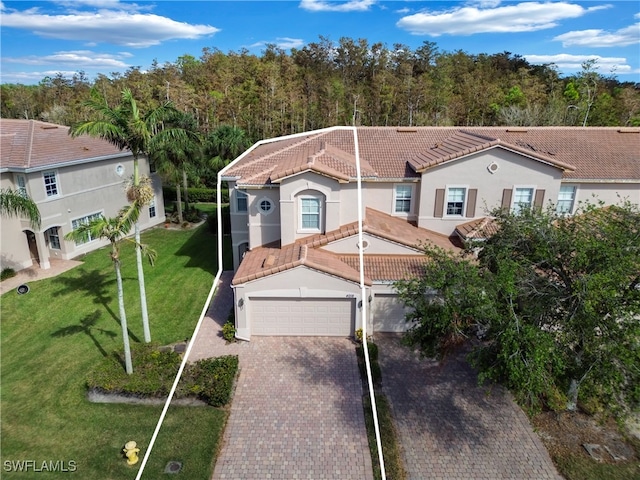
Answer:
top-left (534, 189), bottom-right (545, 209)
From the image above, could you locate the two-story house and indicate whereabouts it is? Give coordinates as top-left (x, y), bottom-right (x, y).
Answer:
top-left (0, 119), bottom-right (165, 273)
top-left (221, 126), bottom-right (640, 340)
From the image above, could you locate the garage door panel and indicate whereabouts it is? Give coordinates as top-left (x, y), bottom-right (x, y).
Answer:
top-left (373, 294), bottom-right (411, 333)
top-left (252, 298), bottom-right (354, 336)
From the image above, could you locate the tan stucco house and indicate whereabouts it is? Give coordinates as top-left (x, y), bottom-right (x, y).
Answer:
top-left (222, 126), bottom-right (640, 340)
top-left (0, 119), bottom-right (166, 272)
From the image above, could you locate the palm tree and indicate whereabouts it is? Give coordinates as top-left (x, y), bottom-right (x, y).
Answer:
top-left (150, 111), bottom-right (202, 224)
top-left (0, 188), bottom-right (41, 228)
top-left (70, 88), bottom-right (193, 343)
top-left (205, 125), bottom-right (250, 176)
top-left (64, 203), bottom-right (156, 374)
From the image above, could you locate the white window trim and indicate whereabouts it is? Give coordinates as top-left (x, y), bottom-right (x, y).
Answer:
top-left (235, 191), bottom-right (248, 213)
top-left (15, 174), bottom-right (28, 197)
top-left (511, 185), bottom-right (536, 214)
top-left (70, 211), bottom-right (103, 245)
top-left (298, 195), bottom-right (323, 233)
top-left (46, 227), bottom-right (61, 250)
top-left (556, 185), bottom-right (577, 214)
top-left (257, 196), bottom-right (274, 216)
top-left (393, 183), bottom-right (414, 216)
top-left (43, 170), bottom-right (60, 198)
top-left (148, 197), bottom-right (157, 218)
top-left (444, 185), bottom-right (469, 218)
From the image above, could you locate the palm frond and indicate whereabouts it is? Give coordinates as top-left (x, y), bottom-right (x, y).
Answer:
top-left (0, 189), bottom-right (41, 228)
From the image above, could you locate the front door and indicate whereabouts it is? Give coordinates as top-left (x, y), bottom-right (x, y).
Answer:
top-left (25, 230), bottom-right (39, 265)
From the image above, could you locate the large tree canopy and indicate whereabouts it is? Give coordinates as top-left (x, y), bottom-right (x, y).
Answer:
top-left (396, 200), bottom-right (640, 415)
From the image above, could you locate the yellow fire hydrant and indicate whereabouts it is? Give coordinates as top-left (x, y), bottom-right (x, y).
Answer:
top-left (123, 441), bottom-right (140, 465)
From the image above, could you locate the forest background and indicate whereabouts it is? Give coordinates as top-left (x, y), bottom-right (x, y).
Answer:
top-left (2, 37), bottom-right (639, 160)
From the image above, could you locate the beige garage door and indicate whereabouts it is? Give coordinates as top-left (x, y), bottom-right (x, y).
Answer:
top-left (251, 298), bottom-right (355, 336)
top-left (372, 294), bottom-right (410, 332)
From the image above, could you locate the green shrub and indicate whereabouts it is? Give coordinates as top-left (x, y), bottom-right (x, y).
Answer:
top-left (182, 355), bottom-right (239, 407)
top-left (162, 186), bottom-right (228, 204)
top-left (87, 344), bottom-right (238, 408)
top-left (87, 343), bottom-right (181, 397)
top-left (1, 268), bottom-right (16, 281)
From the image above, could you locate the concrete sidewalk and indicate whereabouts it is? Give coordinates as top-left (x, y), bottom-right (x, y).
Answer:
top-left (0, 258), bottom-right (82, 296)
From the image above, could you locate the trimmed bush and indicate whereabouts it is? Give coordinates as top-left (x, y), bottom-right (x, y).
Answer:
top-left (1, 268), bottom-right (16, 281)
top-left (87, 344), bottom-right (239, 408)
top-left (181, 355), bottom-right (239, 407)
top-left (162, 186), bottom-right (228, 204)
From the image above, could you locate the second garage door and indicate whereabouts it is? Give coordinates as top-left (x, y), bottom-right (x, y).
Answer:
top-left (251, 298), bottom-right (355, 336)
top-left (372, 294), bottom-right (410, 332)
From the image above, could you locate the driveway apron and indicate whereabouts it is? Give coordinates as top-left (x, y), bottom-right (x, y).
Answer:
top-left (376, 334), bottom-right (562, 480)
top-left (190, 273), bottom-right (373, 480)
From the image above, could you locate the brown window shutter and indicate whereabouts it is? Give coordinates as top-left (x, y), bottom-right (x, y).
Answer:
top-left (534, 189), bottom-right (545, 209)
top-left (501, 189), bottom-right (512, 210)
top-left (434, 189), bottom-right (445, 218)
top-left (466, 189), bottom-right (477, 217)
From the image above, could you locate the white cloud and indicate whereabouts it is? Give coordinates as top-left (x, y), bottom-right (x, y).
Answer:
top-left (523, 53), bottom-right (633, 74)
top-left (1, 5), bottom-right (219, 47)
top-left (299, 0), bottom-right (376, 12)
top-left (554, 23), bottom-right (640, 47)
top-left (0, 70), bottom-right (86, 84)
top-left (396, 2), bottom-right (609, 36)
top-left (248, 37), bottom-right (305, 50)
top-left (3, 50), bottom-right (131, 69)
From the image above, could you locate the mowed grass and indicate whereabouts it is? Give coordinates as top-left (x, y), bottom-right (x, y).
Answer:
top-left (1, 224), bottom-right (232, 479)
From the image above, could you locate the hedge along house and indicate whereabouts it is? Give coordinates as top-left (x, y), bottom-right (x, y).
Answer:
top-left (221, 126), bottom-right (640, 340)
top-left (0, 119), bottom-right (166, 273)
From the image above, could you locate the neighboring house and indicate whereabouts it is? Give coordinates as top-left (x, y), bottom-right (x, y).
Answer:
top-left (0, 119), bottom-right (165, 272)
top-left (221, 126), bottom-right (640, 340)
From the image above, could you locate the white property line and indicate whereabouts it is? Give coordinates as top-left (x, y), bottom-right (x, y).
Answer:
top-left (136, 126), bottom-right (386, 479)
top-left (353, 126), bottom-right (387, 480)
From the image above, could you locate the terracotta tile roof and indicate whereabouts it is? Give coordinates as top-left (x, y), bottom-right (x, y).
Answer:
top-left (225, 126), bottom-right (640, 183)
top-left (232, 243), bottom-right (370, 286)
top-left (233, 208), bottom-right (461, 286)
top-left (297, 208), bottom-right (460, 252)
top-left (0, 119), bottom-right (126, 171)
top-left (455, 217), bottom-right (499, 240)
top-left (340, 255), bottom-right (429, 281)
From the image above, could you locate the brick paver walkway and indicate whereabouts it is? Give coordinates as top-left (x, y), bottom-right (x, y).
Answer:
top-left (376, 333), bottom-right (562, 480)
top-left (189, 272), bottom-right (373, 480)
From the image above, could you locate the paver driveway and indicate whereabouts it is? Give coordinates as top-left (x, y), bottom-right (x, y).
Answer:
top-left (376, 333), bottom-right (562, 480)
top-left (190, 273), bottom-right (373, 480)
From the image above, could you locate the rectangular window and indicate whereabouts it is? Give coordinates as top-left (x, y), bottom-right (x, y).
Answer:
top-left (43, 171), bottom-right (58, 197)
top-left (512, 187), bottom-right (534, 214)
top-left (556, 186), bottom-right (576, 214)
top-left (236, 192), bottom-right (248, 213)
top-left (71, 212), bottom-right (101, 245)
top-left (16, 175), bottom-right (27, 196)
top-left (46, 227), bottom-right (61, 250)
top-left (149, 198), bottom-right (156, 218)
top-left (301, 197), bottom-right (320, 230)
top-left (446, 187), bottom-right (466, 216)
top-left (394, 185), bottom-right (412, 213)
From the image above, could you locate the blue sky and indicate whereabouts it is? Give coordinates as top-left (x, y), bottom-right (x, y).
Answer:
top-left (1, 0), bottom-right (639, 85)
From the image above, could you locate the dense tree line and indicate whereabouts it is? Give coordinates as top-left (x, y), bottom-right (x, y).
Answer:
top-left (2, 38), bottom-right (640, 141)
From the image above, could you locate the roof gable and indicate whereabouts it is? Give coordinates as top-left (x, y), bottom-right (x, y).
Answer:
top-left (0, 119), bottom-right (126, 171)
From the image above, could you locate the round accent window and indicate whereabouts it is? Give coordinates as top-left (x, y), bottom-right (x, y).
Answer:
top-left (356, 240), bottom-right (370, 251)
top-left (115, 164), bottom-right (125, 176)
top-left (487, 162), bottom-right (499, 174)
top-left (258, 198), bottom-right (274, 215)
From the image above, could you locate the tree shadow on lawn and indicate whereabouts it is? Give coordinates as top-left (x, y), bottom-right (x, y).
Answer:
top-left (51, 309), bottom-right (118, 358)
top-left (53, 268), bottom-right (142, 343)
top-left (173, 227), bottom-right (230, 274)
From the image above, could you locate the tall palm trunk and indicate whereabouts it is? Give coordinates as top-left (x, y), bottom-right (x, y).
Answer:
top-left (182, 168), bottom-right (189, 212)
top-left (114, 258), bottom-right (133, 374)
top-left (133, 157), bottom-right (151, 343)
top-left (175, 182), bottom-right (184, 224)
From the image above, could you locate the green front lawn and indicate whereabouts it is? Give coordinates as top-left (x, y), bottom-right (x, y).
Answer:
top-left (1, 225), bottom-right (232, 479)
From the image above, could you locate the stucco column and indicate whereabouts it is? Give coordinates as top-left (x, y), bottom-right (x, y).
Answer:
top-left (35, 232), bottom-right (50, 269)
